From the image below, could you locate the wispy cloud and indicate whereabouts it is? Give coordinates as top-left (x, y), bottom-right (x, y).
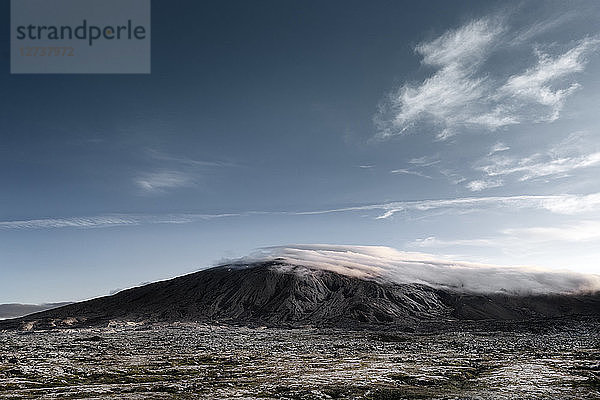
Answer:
top-left (135, 171), bottom-right (195, 193)
top-left (473, 131), bottom-right (600, 186)
top-left (503, 220), bottom-right (600, 243)
top-left (362, 193), bottom-right (600, 219)
top-left (0, 213), bottom-right (242, 230)
top-left (3, 193), bottom-right (598, 230)
top-left (390, 168), bottom-right (432, 179)
top-left (134, 150), bottom-right (237, 194)
top-left (146, 149), bottom-right (236, 168)
top-left (500, 39), bottom-right (598, 122)
top-left (408, 220), bottom-right (600, 270)
top-left (488, 142), bottom-right (510, 156)
top-left (466, 179), bottom-right (504, 192)
top-left (540, 192), bottom-right (600, 214)
top-left (408, 156), bottom-right (438, 166)
top-left (388, 155), bottom-right (440, 179)
top-left (0, 216), bottom-right (142, 230)
top-left (439, 169), bottom-right (467, 185)
top-left (410, 236), bottom-right (495, 248)
top-left (478, 151), bottom-right (600, 182)
top-left (409, 219), bottom-right (600, 250)
top-left (375, 15), bottom-right (599, 139)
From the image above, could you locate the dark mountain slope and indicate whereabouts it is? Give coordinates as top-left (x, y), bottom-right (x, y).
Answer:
top-left (1, 261), bottom-right (598, 330)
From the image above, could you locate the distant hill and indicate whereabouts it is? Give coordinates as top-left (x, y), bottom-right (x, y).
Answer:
top-left (1, 260), bottom-right (598, 331)
top-left (0, 302), bottom-right (72, 320)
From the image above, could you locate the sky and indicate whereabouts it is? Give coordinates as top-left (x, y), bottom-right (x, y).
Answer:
top-left (1, 0), bottom-right (600, 303)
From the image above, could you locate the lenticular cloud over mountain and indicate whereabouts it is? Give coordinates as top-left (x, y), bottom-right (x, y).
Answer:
top-left (237, 245), bottom-right (600, 295)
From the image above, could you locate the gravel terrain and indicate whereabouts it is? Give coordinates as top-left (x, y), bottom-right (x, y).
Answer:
top-left (1, 320), bottom-right (598, 399)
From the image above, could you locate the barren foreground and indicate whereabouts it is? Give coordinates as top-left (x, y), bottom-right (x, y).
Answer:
top-left (1, 320), bottom-right (599, 399)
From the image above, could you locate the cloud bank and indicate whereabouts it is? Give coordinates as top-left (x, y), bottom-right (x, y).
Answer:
top-left (375, 16), bottom-right (599, 139)
top-left (236, 245), bottom-right (600, 295)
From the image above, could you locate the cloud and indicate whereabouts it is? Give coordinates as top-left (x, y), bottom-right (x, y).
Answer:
top-left (439, 169), bottom-right (467, 185)
top-left (388, 155), bottom-right (440, 179)
top-left (375, 18), bottom-right (503, 139)
top-left (390, 169), bottom-right (432, 179)
top-left (410, 219), bottom-right (600, 250)
top-left (466, 179), bottom-right (504, 192)
top-left (0, 216), bottom-right (142, 230)
top-left (146, 149), bottom-right (236, 168)
top-left (409, 236), bottom-right (495, 248)
top-left (511, 12), bottom-right (577, 45)
top-left (503, 220), bottom-right (600, 243)
top-left (375, 15), bottom-right (599, 139)
top-left (233, 245), bottom-right (600, 294)
top-left (135, 171), bottom-right (195, 193)
top-left (407, 220), bottom-right (600, 273)
top-left (474, 142), bottom-right (600, 184)
top-left (408, 156), bottom-right (440, 166)
top-left (500, 39), bottom-right (598, 122)
top-left (540, 192), bottom-right (600, 215)
top-left (0, 213), bottom-right (241, 230)
top-left (352, 193), bottom-right (600, 219)
top-left (488, 142), bottom-right (510, 155)
top-left (2, 193), bottom-right (599, 230)
top-left (135, 150), bottom-right (237, 194)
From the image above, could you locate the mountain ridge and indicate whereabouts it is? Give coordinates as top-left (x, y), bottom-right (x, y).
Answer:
top-left (1, 261), bottom-right (598, 331)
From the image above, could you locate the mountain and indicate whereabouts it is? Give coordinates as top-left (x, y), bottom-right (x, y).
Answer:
top-left (1, 260), bottom-right (598, 331)
top-left (0, 302), bottom-right (72, 320)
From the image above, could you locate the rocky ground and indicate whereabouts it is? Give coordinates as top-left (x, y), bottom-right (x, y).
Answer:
top-left (0, 319), bottom-right (598, 399)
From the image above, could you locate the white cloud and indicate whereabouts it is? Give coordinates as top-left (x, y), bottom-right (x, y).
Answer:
top-left (466, 179), bottom-right (504, 192)
top-left (407, 219), bottom-right (600, 273)
top-left (390, 168), bottom-right (432, 179)
top-left (0, 216), bottom-right (142, 230)
top-left (503, 220), bottom-right (600, 243)
top-left (439, 169), bottom-right (467, 185)
top-left (488, 142), bottom-right (510, 155)
top-left (0, 213), bottom-right (241, 230)
top-left (293, 193), bottom-right (600, 219)
top-left (375, 15), bottom-right (599, 139)
top-left (146, 149), bottom-right (235, 168)
top-left (135, 150), bottom-right (236, 194)
top-left (500, 39), bottom-right (599, 122)
top-left (410, 219), bottom-right (600, 250)
top-left (135, 171), bottom-right (194, 193)
top-left (410, 236), bottom-right (494, 248)
top-left (234, 244), bottom-right (600, 294)
top-left (540, 193), bottom-right (600, 215)
top-left (408, 155), bottom-right (441, 167)
top-left (470, 130), bottom-right (600, 189)
top-left (476, 151), bottom-right (600, 183)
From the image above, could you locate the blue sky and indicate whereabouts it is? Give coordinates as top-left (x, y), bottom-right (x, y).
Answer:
top-left (2, 0), bottom-right (600, 303)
